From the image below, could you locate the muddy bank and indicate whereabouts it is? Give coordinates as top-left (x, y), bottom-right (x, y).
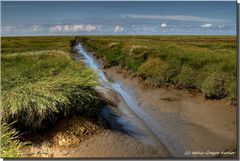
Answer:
top-left (21, 116), bottom-right (101, 157)
top-left (104, 66), bottom-right (237, 157)
top-left (21, 113), bottom-right (170, 158)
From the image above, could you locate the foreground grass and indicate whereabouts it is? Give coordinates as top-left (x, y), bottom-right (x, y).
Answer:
top-left (2, 50), bottom-right (99, 129)
top-left (80, 35), bottom-right (237, 104)
top-left (1, 123), bottom-right (29, 158)
top-left (1, 36), bottom-right (100, 157)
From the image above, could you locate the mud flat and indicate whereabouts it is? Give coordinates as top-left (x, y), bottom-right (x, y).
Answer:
top-left (21, 115), bottom-right (170, 158)
top-left (104, 66), bottom-right (237, 157)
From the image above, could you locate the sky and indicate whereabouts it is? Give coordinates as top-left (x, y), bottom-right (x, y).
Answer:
top-left (1, 1), bottom-right (237, 36)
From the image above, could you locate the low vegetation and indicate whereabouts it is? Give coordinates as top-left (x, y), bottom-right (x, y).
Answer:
top-left (1, 36), bottom-right (73, 53)
top-left (0, 123), bottom-right (29, 158)
top-left (1, 36), bottom-right (100, 157)
top-left (2, 50), bottom-right (99, 129)
top-left (80, 35), bottom-right (236, 104)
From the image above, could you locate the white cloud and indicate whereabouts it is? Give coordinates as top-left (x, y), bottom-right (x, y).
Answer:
top-left (49, 25), bottom-right (62, 32)
top-left (201, 24), bottom-right (212, 28)
top-left (49, 24), bottom-right (97, 32)
top-left (2, 26), bottom-right (16, 32)
top-left (114, 25), bottom-right (124, 32)
top-left (160, 23), bottom-right (167, 27)
top-left (218, 25), bottom-right (225, 28)
top-left (85, 25), bottom-right (97, 31)
top-left (123, 14), bottom-right (224, 22)
top-left (30, 25), bottom-right (42, 32)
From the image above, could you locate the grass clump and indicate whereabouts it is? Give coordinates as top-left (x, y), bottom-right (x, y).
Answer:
top-left (125, 47), bottom-right (151, 72)
top-left (103, 43), bottom-right (125, 67)
top-left (1, 123), bottom-right (28, 158)
top-left (139, 58), bottom-right (169, 87)
top-left (1, 50), bottom-right (99, 130)
top-left (164, 59), bottom-right (182, 83)
top-left (201, 72), bottom-right (227, 99)
top-left (225, 77), bottom-right (237, 104)
top-left (176, 65), bottom-right (197, 89)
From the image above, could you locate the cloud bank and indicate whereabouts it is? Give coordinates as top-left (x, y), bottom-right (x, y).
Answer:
top-left (1, 22), bottom-right (235, 36)
top-left (161, 23), bottom-right (167, 27)
top-left (201, 24), bottom-right (212, 28)
top-left (114, 25), bottom-right (124, 32)
top-left (49, 24), bottom-right (97, 32)
top-left (123, 14), bottom-right (225, 22)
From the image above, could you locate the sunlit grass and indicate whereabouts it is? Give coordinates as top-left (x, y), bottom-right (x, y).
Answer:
top-left (1, 36), bottom-right (73, 53)
top-left (2, 50), bottom-right (99, 129)
top-left (1, 36), bottom-right (101, 157)
top-left (1, 122), bottom-right (29, 158)
top-left (80, 35), bottom-right (236, 104)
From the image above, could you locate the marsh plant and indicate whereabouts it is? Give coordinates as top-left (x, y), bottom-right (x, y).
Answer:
top-left (1, 37), bottom-right (102, 157)
top-left (80, 35), bottom-right (236, 104)
top-left (1, 122), bottom-right (29, 158)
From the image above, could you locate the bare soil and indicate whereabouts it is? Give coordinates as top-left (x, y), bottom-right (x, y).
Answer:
top-left (21, 115), bottom-right (170, 158)
top-left (104, 66), bottom-right (237, 157)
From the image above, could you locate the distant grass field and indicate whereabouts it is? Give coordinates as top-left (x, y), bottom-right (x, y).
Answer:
top-left (1, 36), bottom-right (100, 157)
top-left (80, 35), bottom-right (237, 104)
top-left (1, 36), bottom-right (73, 53)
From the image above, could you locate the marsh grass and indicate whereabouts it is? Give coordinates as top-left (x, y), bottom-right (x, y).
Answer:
top-left (1, 36), bottom-right (103, 157)
top-left (80, 35), bottom-right (236, 104)
top-left (139, 58), bottom-right (169, 87)
top-left (1, 122), bottom-right (29, 158)
top-left (201, 72), bottom-right (227, 99)
top-left (1, 36), bottom-right (73, 53)
top-left (2, 50), bottom-right (99, 130)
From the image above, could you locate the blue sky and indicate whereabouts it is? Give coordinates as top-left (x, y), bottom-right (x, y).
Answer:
top-left (1, 1), bottom-right (236, 36)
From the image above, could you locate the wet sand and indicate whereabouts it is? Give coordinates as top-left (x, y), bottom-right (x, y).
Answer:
top-left (104, 66), bottom-right (237, 157)
top-left (21, 115), bottom-right (170, 158)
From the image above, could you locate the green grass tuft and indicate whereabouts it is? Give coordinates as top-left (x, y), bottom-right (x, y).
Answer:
top-left (201, 72), bottom-right (227, 99)
top-left (139, 57), bottom-right (169, 87)
top-left (2, 50), bottom-right (99, 130)
top-left (176, 65), bottom-right (197, 89)
top-left (1, 122), bottom-right (29, 158)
